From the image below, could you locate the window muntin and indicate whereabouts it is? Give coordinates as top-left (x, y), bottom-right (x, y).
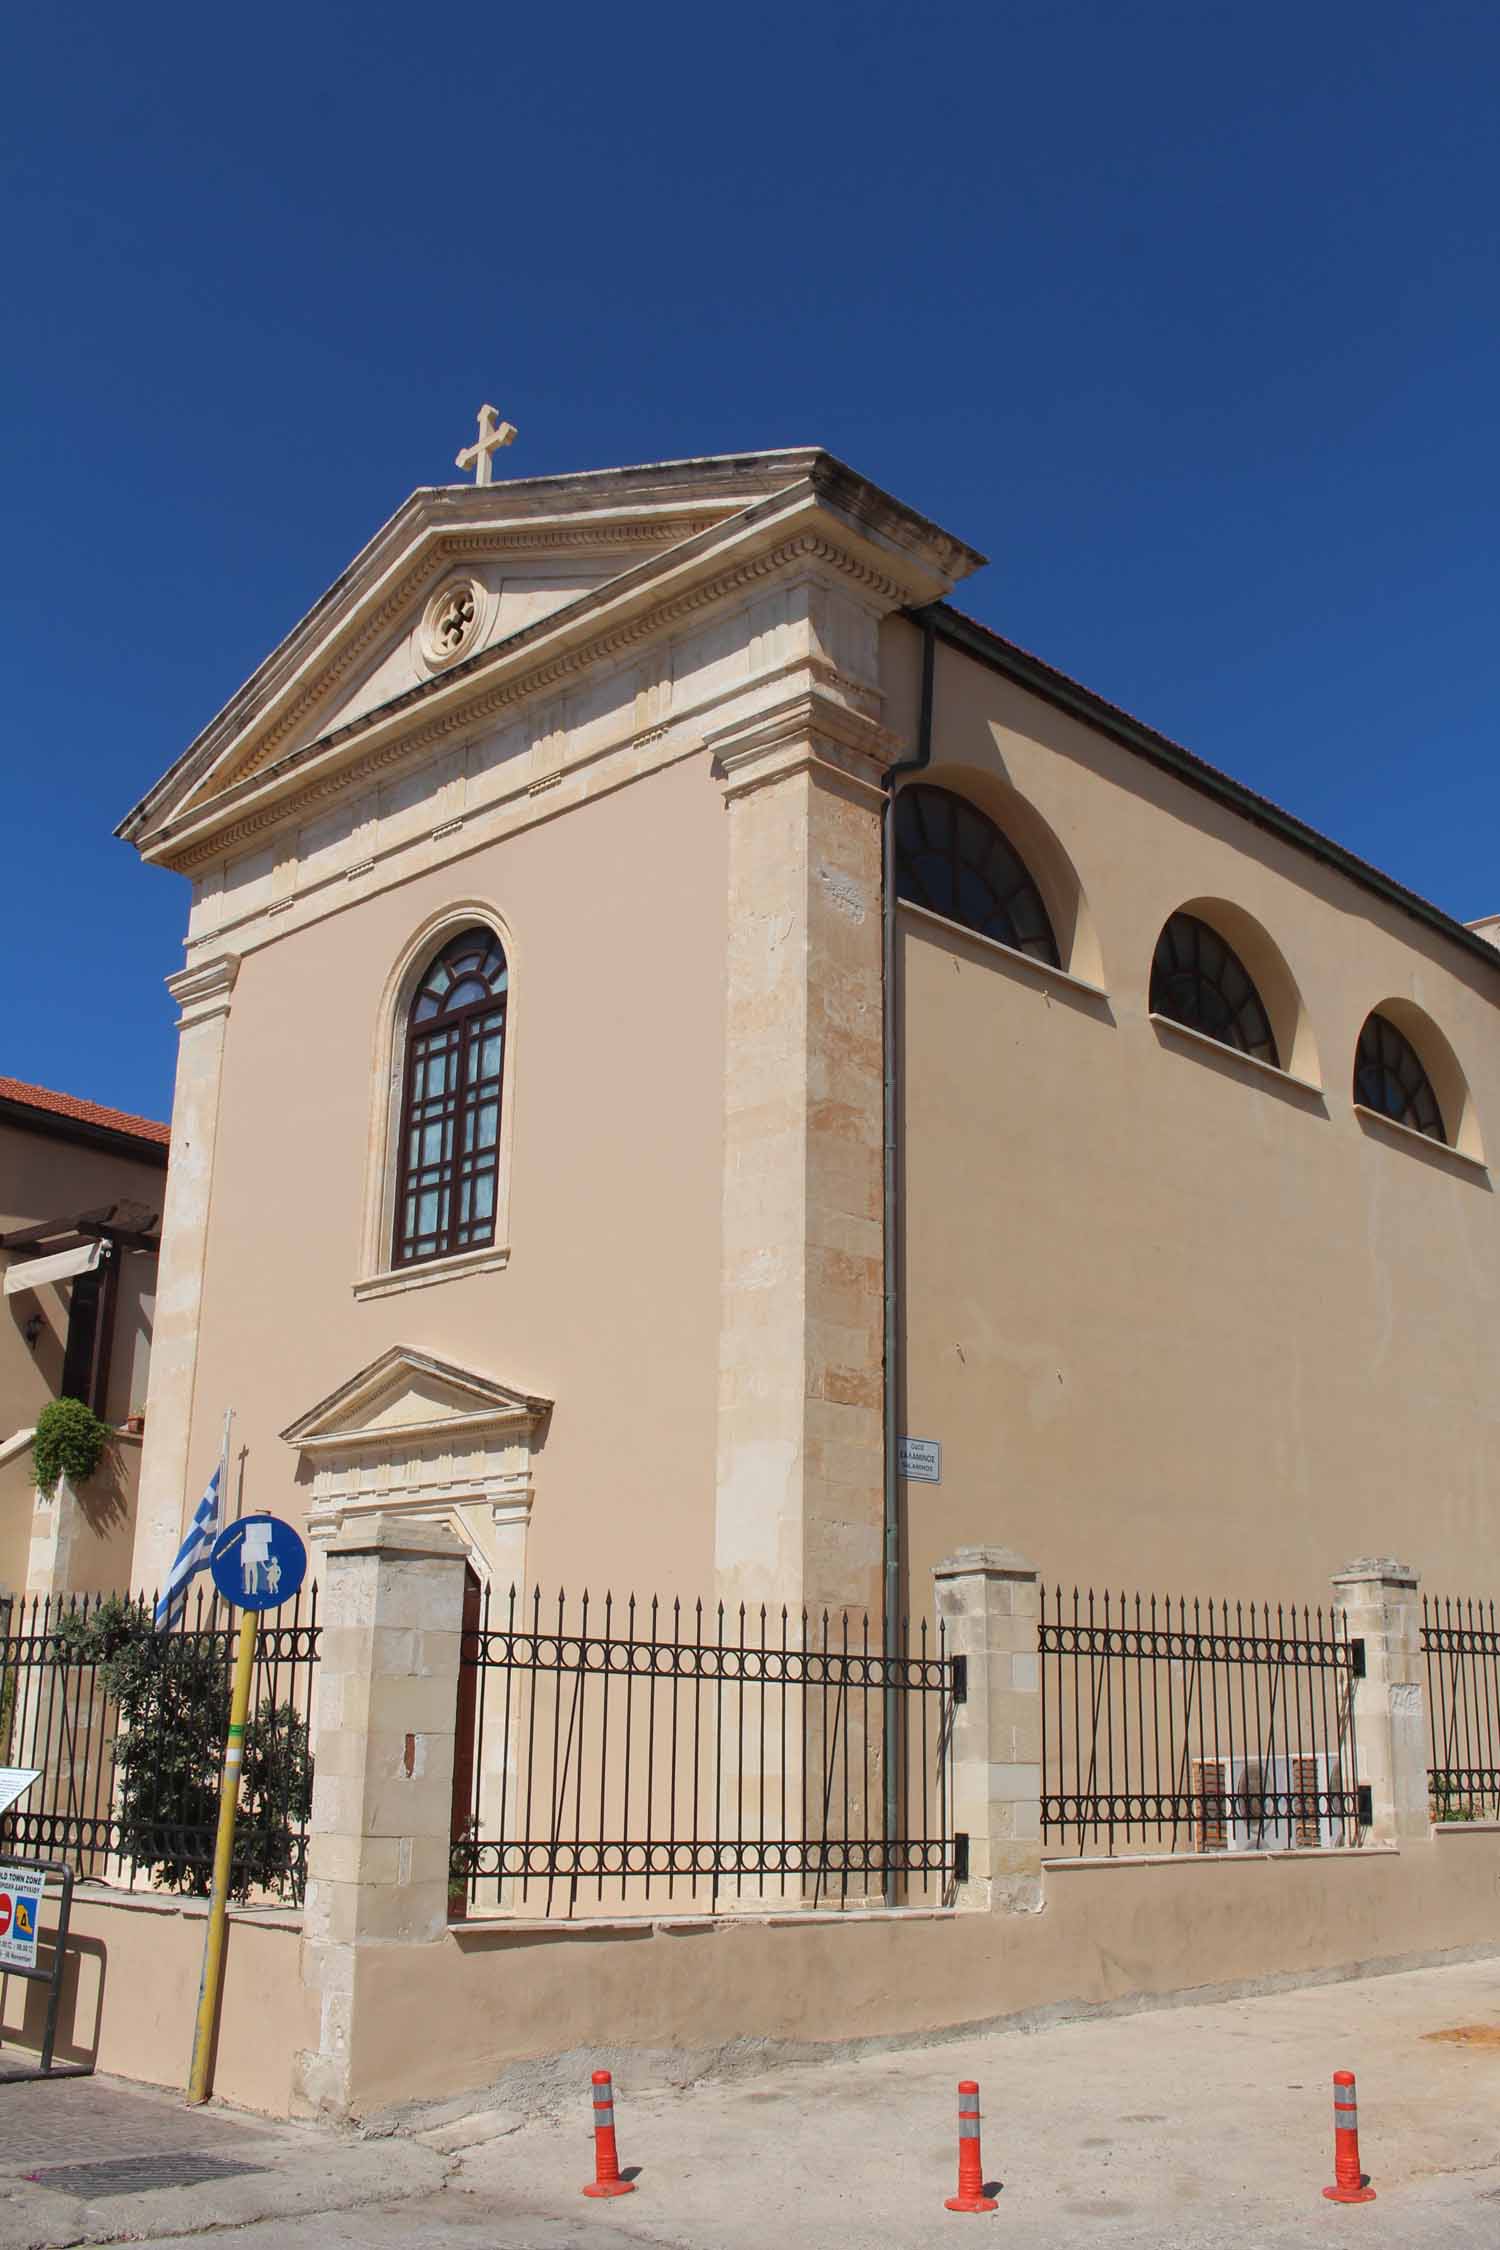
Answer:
top-left (1151, 912), bottom-right (1280, 1067)
top-left (1354, 1011), bottom-right (1446, 1142)
top-left (895, 784), bottom-right (1060, 965)
top-left (394, 927), bottom-right (508, 1267)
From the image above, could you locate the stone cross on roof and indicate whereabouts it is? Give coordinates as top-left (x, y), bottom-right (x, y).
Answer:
top-left (455, 403), bottom-right (517, 486)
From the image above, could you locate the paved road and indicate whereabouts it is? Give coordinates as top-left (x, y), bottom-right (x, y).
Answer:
top-left (114, 2171), bottom-right (1500, 2249)
top-left (0, 2074), bottom-right (440, 2250)
top-left (7, 1956), bottom-right (1500, 2246)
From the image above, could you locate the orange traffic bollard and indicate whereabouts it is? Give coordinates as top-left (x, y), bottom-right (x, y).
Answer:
top-left (582, 2069), bottom-right (635, 2198)
top-left (945, 2080), bottom-right (998, 2213)
top-left (1322, 2070), bottom-right (1376, 2204)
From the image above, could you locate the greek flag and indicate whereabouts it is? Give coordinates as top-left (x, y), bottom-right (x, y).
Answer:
top-left (153, 1461), bottom-right (223, 1630)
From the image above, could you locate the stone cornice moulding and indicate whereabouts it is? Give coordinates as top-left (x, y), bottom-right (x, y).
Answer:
top-left (166, 951), bottom-right (241, 1028)
top-left (135, 481), bottom-right (968, 873)
top-left (306, 1486), bottom-right (535, 1544)
top-left (189, 516), bottom-right (722, 807)
top-left (708, 690), bottom-right (905, 805)
top-left (161, 528), bottom-right (917, 877)
top-left (295, 1403), bottom-right (538, 1453)
top-left (119, 453), bottom-right (982, 853)
top-left (118, 495), bottom-right (739, 848)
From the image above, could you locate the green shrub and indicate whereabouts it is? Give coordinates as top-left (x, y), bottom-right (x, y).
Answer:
top-left (32, 1397), bottom-right (110, 1492)
top-left (56, 1596), bottom-right (313, 1899)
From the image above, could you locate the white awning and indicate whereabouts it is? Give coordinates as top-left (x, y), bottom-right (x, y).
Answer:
top-left (3, 1239), bottom-right (104, 1296)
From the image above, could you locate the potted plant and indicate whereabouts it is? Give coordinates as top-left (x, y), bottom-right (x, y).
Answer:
top-left (32, 1397), bottom-right (110, 1493)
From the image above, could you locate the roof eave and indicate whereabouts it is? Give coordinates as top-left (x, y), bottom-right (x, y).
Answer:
top-left (0, 1094), bottom-right (170, 1166)
top-left (921, 602), bottom-right (1500, 981)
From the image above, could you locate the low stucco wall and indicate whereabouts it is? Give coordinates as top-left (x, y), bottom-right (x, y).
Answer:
top-left (6, 1840), bottom-right (1497, 2119)
top-left (0, 1889), bottom-right (309, 2117)
top-left (343, 1831), bottom-right (1500, 2113)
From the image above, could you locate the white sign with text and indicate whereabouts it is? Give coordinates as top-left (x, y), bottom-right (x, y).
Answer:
top-left (0, 1864), bottom-right (45, 1972)
top-left (0, 1769), bottom-right (41, 1819)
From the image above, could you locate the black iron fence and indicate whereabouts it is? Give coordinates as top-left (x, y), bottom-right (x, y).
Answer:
top-left (1421, 1594), bottom-right (1500, 1821)
top-left (1040, 1586), bottom-right (1365, 1857)
top-left (450, 1585), bottom-right (962, 1918)
top-left (0, 1586), bottom-right (319, 1902)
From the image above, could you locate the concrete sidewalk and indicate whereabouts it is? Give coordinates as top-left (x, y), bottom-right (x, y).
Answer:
top-left (429, 1953), bottom-right (1500, 2247)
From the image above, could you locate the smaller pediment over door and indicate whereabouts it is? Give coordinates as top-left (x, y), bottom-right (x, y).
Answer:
top-left (281, 1345), bottom-right (551, 1545)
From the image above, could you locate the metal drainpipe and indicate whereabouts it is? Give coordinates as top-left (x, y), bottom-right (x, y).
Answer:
top-left (882, 609), bottom-right (937, 1902)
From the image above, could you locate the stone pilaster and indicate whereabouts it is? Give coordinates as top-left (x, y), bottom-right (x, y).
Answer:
top-left (710, 693), bottom-right (893, 1622)
top-left (1331, 1557), bottom-right (1428, 1845)
top-left (933, 1547), bottom-right (1043, 1912)
top-left (294, 1515), bottom-right (468, 2118)
top-left (133, 952), bottom-right (239, 1595)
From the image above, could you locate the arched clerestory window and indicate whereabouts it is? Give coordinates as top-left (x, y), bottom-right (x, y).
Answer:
top-left (394, 926), bottom-right (509, 1267)
top-left (895, 783), bottom-right (1059, 965)
top-left (1354, 1010), bottom-right (1446, 1142)
top-left (1150, 911), bottom-right (1280, 1067)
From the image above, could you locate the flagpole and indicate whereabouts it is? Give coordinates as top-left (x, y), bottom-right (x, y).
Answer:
top-left (154, 1409), bottom-right (235, 1634)
top-left (220, 1407), bottom-right (237, 1532)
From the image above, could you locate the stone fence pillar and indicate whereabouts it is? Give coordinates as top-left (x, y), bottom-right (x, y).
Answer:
top-left (933, 1547), bottom-right (1043, 1912)
top-left (1331, 1557), bottom-right (1428, 1846)
top-left (294, 1515), bottom-right (468, 2117)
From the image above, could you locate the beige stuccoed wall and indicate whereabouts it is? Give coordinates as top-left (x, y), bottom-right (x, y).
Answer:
top-left (0, 1892), bottom-right (307, 2116)
top-left (173, 754), bottom-right (726, 1598)
top-left (335, 1832), bottom-right (1498, 2112)
top-left (895, 626), bottom-right (1500, 1611)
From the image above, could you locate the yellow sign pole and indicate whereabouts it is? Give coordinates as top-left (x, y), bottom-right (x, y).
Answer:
top-left (186, 1605), bottom-right (258, 2106)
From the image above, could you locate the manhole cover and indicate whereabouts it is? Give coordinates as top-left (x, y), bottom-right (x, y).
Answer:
top-left (26, 2151), bottom-right (267, 2198)
top-left (1424, 2025), bottom-right (1500, 2050)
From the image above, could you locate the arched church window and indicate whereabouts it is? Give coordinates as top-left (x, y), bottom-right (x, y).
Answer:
top-left (1354, 1011), bottom-right (1446, 1142)
top-left (394, 926), bottom-right (509, 1266)
top-left (894, 784), bottom-right (1060, 965)
top-left (1150, 912), bottom-right (1280, 1067)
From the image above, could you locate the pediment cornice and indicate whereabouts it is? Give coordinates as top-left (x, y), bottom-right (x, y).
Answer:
top-left (281, 1344), bottom-right (551, 1454)
top-left (150, 530), bottom-right (929, 876)
top-left (122, 452), bottom-right (985, 875)
top-left (211, 517), bottom-right (717, 806)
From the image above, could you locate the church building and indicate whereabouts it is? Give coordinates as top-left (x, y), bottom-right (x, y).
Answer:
top-left (118, 437), bottom-right (1500, 1630)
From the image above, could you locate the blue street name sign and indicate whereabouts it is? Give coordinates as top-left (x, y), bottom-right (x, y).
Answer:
top-left (209, 1514), bottom-right (308, 1612)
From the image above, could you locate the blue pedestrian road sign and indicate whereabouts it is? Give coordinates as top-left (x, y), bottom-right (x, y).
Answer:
top-left (210, 1514), bottom-right (308, 1612)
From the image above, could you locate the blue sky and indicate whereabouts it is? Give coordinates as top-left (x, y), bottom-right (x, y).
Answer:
top-left (5, 1), bottom-right (1497, 1121)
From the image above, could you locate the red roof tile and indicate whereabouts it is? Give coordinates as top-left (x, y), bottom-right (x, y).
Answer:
top-left (0, 1076), bottom-right (170, 1149)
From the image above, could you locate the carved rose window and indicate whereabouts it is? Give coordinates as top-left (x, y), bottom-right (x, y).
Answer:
top-left (436, 587), bottom-right (476, 653)
top-left (421, 579), bottom-right (483, 668)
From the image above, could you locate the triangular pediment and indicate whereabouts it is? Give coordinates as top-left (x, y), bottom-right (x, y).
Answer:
top-left (117, 450), bottom-right (985, 866)
top-left (281, 1345), bottom-right (551, 1453)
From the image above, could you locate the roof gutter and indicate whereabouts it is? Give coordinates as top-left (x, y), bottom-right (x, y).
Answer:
top-left (881, 608), bottom-right (937, 1901)
top-left (926, 603), bottom-right (1500, 980)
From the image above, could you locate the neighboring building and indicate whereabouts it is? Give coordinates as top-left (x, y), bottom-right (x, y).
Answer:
top-left (0, 1077), bottom-right (166, 1599)
top-left (115, 446), bottom-right (1500, 1626)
